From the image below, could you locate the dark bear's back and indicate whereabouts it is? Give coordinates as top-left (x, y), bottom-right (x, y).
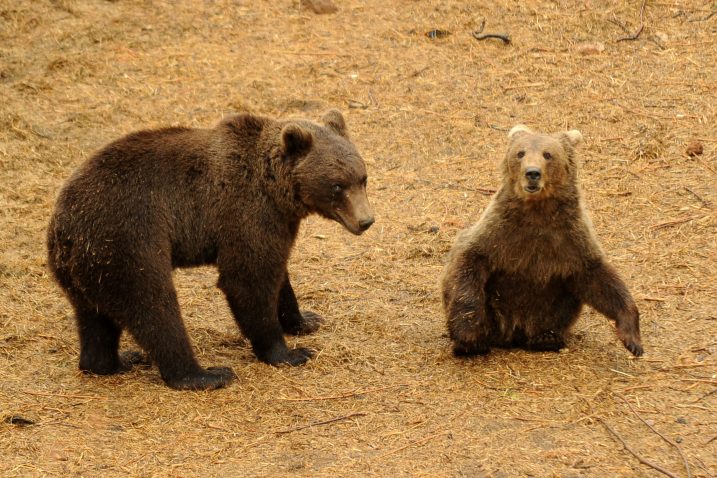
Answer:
top-left (47, 126), bottom-right (223, 306)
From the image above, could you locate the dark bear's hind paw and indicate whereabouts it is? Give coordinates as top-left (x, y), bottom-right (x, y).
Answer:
top-left (165, 366), bottom-right (236, 391)
top-left (526, 331), bottom-right (566, 352)
top-left (283, 310), bottom-right (323, 336)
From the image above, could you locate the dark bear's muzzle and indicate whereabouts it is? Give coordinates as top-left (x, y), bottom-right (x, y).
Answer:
top-left (336, 186), bottom-right (374, 235)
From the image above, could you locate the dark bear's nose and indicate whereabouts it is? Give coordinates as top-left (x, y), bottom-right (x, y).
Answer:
top-left (525, 167), bottom-right (541, 181)
top-left (358, 217), bottom-right (375, 231)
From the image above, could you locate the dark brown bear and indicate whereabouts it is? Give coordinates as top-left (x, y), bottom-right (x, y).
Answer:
top-left (441, 125), bottom-right (643, 357)
top-left (47, 110), bottom-right (374, 390)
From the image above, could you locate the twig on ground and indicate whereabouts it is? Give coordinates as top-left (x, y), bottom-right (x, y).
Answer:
top-left (472, 19), bottom-right (511, 44)
top-left (23, 390), bottom-right (104, 400)
top-left (599, 418), bottom-right (680, 478)
top-left (615, 393), bottom-right (692, 478)
top-left (689, 11), bottom-right (716, 22)
top-left (684, 187), bottom-right (711, 208)
top-left (650, 216), bottom-right (700, 230)
top-left (278, 384), bottom-right (405, 401)
top-left (275, 412), bottom-right (367, 434)
top-left (614, 0), bottom-right (647, 42)
top-left (376, 431), bottom-right (451, 459)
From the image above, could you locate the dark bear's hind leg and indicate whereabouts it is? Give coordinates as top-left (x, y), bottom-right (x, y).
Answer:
top-left (117, 273), bottom-right (236, 390)
top-left (278, 273), bottom-right (322, 336)
top-left (75, 307), bottom-right (124, 375)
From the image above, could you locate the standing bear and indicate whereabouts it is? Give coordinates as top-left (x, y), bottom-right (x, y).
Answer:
top-left (441, 125), bottom-right (643, 357)
top-left (47, 110), bottom-right (374, 390)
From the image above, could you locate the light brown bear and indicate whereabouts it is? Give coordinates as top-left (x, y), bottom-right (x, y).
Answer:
top-left (47, 110), bottom-right (374, 390)
top-left (441, 125), bottom-right (643, 357)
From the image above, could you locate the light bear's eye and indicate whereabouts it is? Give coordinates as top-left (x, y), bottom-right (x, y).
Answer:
top-left (543, 151), bottom-right (552, 160)
top-left (332, 184), bottom-right (343, 194)
top-left (517, 151), bottom-right (525, 159)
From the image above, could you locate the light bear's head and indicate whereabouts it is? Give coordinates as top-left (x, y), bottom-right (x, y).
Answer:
top-left (502, 125), bottom-right (583, 200)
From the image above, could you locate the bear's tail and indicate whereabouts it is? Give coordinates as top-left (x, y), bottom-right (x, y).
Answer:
top-left (46, 214), bottom-right (74, 293)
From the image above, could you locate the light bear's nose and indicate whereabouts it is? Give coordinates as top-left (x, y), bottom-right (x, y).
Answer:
top-left (525, 167), bottom-right (541, 181)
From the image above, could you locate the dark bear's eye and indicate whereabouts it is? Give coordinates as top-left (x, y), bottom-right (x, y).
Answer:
top-left (360, 176), bottom-right (368, 187)
top-left (332, 184), bottom-right (343, 194)
top-left (517, 151), bottom-right (525, 159)
top-left (543, 152), bottom-right (552, 160)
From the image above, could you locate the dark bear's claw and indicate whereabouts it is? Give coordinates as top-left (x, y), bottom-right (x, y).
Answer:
top-left (298, 310), bottom-right (323, 334)
top-left (260, 345), bottom-right (315, 367)
top-left (452, 340), bottom-right (490, 357)
top-left (283, 310), bottom-right (323, 336)
top-left (624, 340), bottom-right (644, 357)
top-left (166, 367), bottom-right (236, 391)
top-left (118, 350), bottom-right (151, 371)
top-left (527, 330), bottom-right (566, 352)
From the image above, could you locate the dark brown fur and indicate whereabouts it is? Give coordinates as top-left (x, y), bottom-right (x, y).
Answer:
top-left (47, 110), bottom-right (374, 390)
top-left (441, 125), bottom-right (643, 357)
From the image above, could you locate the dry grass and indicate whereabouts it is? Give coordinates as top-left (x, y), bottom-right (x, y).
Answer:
top-left (1, 0), bottom-right (716, 476)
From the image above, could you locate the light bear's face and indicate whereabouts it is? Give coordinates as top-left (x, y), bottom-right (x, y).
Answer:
top-left (503, 125), bottom-right (583, 200)
top-left (283, 110), bottom-right (375, 235)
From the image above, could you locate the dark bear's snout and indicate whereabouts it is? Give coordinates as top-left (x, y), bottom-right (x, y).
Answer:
top-left (336, 185), bottom-right (374, 235)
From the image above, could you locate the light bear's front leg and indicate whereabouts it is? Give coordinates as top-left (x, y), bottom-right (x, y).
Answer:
top-left (442, 253), bottom-right (492, 356)
top-left (577, 261), bottom-right (643, 357)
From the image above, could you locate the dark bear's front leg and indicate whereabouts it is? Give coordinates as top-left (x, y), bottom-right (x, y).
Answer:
top-left (443, 253), bottom-right (492, 356)
top-left (218, 262), bottom-right (314, 366)
top-left (278, 272), bottom-right (323, 336)
top-left (577, 261), bottom-right (643, 356)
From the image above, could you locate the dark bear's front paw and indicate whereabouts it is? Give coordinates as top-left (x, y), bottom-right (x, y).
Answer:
top-left (259, 345), bottom-right (315, 367)
top-left (527, 331), bottom-right (566, 352)
top-left (165, 366), bottom-right (236, 391)
top-left (283, 310), bottom-right (323, 336)
top-left (452, 340), bottom-right (490, 357)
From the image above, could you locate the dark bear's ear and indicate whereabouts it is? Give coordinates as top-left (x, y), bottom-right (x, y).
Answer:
top-left (321, 109), bottom-right (348, 137)
top-left (281, 123), bottom-right (313, 157)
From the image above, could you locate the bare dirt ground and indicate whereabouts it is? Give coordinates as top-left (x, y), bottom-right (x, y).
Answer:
top-left (1, 1), bottom-right (716, 476)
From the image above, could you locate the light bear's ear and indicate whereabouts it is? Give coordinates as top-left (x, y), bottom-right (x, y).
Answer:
top-left (508, 124), bottom-right (532, 140)
top-left (321, 109), bottom-right (348, 137)
top-left (281, 123), bottom-right (313, 157)
top-left (561, 129), bottom-right (583, 147)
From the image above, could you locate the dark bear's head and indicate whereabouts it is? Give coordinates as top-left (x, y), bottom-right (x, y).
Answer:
top-left (281, 110), bottom-right (374, 235)
top-left (502, 125), bottom-right (583, 201)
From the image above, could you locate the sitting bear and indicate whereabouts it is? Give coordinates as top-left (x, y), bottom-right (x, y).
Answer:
top-left (47, 110), bottom-right (374, 390)
top-left (441, 125), bottom-right (643, 357)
